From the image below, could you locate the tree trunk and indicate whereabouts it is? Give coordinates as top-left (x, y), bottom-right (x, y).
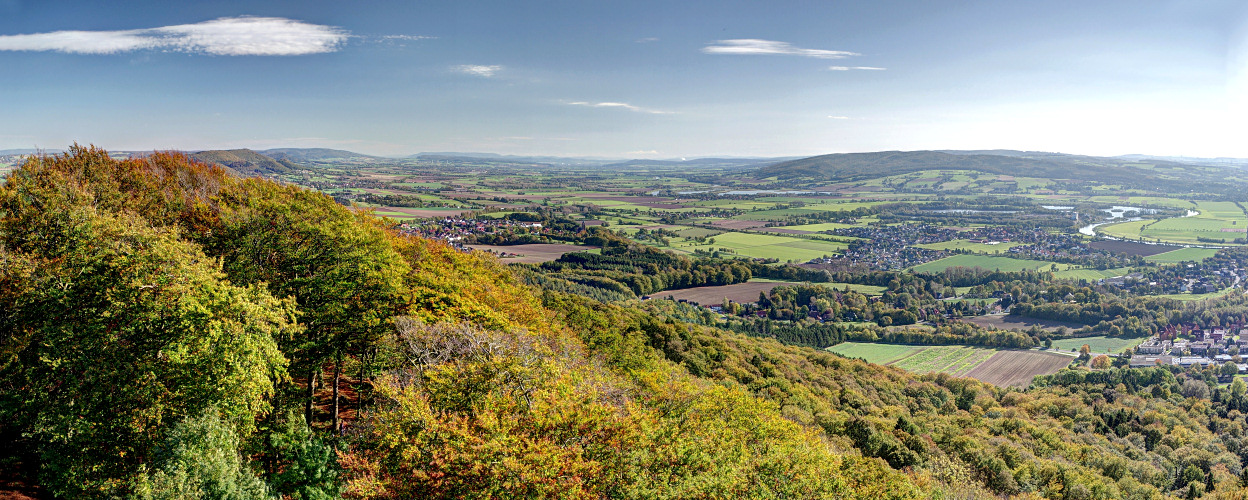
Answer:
top-left (332, 356), bottom-right (342, 433)
top-left (305, 368), bottom-right (317, 425)
top-left (357, 350), bottom-right (367, 420)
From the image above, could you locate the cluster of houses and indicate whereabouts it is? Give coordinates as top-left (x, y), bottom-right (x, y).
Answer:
top-left (398, 217), bottom-right (543, 245)
top-left (1128, 326), bottom-right (1248, 373)
top-left (1107, 261), bottom-right (1242, 295)
top-left (802, 224), bottom-right (1122, 272)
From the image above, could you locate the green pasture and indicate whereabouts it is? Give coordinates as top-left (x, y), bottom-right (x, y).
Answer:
top-left (780, 222), bottom-right (860, 232)
top-left (394, 182), bottom-right (445, 189)
top-left (819, 282), bottom-right (889, 295)
top-left (1049, 336), bottom-right (1144, 354)
top-left (910, 254), bottom-right (1065, 274)
top-left (1052, 267), bottom-right (1130, 281)
top-left (1153, 287), bottom-right (1239, 302)
top-left (1103, 201), bottom-right (1248, 245)
top-left (1144, 247), bottom-right (1219, 263)
top-left (670, 230), bottom-right (846, 261)
top-left (912, 239), bottom-right (1026, 253)
top-left (825, 343), bottom-right (922, 365)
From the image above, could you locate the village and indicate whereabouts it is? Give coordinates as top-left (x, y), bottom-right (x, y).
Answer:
top-left (1129, 325), bottom-right (1248, 376)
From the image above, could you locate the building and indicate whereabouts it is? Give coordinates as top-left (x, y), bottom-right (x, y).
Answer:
top-left (1129, 355), bottom-right (1176, 368)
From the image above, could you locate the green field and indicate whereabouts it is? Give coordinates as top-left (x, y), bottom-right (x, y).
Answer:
top-left (779, 222), bottom-right (859, 232)
top-left (888, 345), bottom-right (997, 375)
top-left (909, 254), bottom-right (1064, 274)
top-left (1154, 287), bottom-right (1239, 302)
top-left (827, 343), bottom-right (998, 376)
top-left (824, 343), bottom-right (922, 364)
top-left (1097, 220), bottom-right (1151, 240)
top-left (1144, 247), bottom-right (1219, 263)
top-left (1052, 267), bottom-right (1130, 281)
top-left (1102, 201), bottom-right (1248, 245)
top-left (912, 239), bottom-right (1026, 253)
top-left (819, 282), bottom-right (889, 295)
top-left (671, 230), bottom-right (846, 261)
top-left (1049, 336), bottom-right (1144, 354)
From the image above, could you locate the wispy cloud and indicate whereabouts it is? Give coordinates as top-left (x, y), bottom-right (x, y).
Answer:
top-left (828, 115), bottom-right (850, 120)
top-left (454, 64), bottom-right (502, 77)
top-left (0, 16), bottom-right (348, 55)
top-left (567, 101), bottom-right (674, 115)
top-left (380, 35), bottom-right (436, 42)
top-left (702, 39), bottom-right (858, 59)
top-left (635, 37), bottom-right (660, 43)
top-left (828, 66), bottom-right (886, 71)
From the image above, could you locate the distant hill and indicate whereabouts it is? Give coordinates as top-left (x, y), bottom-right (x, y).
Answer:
top-left (0, 149), bottom-right (57, 156)
top-left (601, 157), bottom-right (798, 170)
top-left (754, 150), bottom-right (1230, 189)
top-left (260, 148), bottom-right (384, 163)
top-left (411, 152), bottom-right (616, 166)
top-left (1117, 154), bottom-right (1248, 169)
top-left (189, 149), bottom-right (293, 177)
top-left (411, 152), bottom-right (797, 169)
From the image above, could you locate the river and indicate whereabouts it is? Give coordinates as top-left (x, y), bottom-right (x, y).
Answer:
top-left (1079, 210), bottom-right (1210, 246)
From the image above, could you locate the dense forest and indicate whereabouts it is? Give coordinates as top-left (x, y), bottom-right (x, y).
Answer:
top-left (6, 147), bottom-right (1248, 498)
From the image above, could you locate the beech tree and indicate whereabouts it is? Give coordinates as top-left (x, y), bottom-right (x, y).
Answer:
top-left (0, 181), bottom-right (289, 495)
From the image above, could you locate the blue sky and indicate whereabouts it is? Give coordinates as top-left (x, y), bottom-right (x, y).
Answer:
top-left (1, 0), bottom-right (1245, 158)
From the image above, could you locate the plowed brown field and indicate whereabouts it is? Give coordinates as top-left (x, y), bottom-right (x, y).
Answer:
top-left (963, 350), bottom-right (1074, 387)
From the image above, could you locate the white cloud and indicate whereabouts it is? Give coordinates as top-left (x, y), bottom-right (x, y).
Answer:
top-left (567, 101), bottom-right (674, 115)
top-left (0, 16), bottom-right (347, 56)
top-left (636, 37), bottom-right (660, 43)
top-left (828, 66), bottom-right (886, 71)
top-left (828, 115), bottom-right (850, 119)
top-left (381, 35), bottom-right (436, 42)
top-left (703, 39), bottom-right (858, 59)
top-left (454, 64), bottom-right (503, 77)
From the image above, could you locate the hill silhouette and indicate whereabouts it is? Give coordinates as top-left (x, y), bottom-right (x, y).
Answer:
top-left (260, 148), bottom-right (383, 163)
top-left (755, 150), bottom-right (1228, 190)
top-left (188, 148), bottom-right (294, 176)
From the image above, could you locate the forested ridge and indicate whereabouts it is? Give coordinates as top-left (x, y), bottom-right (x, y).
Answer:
top-left (4, 147), bottom-right (1248, 499)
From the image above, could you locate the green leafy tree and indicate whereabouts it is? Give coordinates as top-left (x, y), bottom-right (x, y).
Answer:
top-left (0, 203), bottom-right (290, 496)
top-left (268, 411), bottom-right (340, 500)
top-left (138, 407), bottom-right (271, 500)
top-left (204, 180), bottom-right (409, 428)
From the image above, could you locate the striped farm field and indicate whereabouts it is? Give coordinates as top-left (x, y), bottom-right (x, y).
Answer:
top-left (962, 350), bottom-right (1074, 387)
top-left (828, 342), bottom-right (1074, 387)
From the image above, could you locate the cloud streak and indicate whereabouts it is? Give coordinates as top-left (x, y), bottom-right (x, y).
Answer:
top-left (828, 66), bottom-right (886, 71)
top-left (702, 39), bottom-right (858, 59)
top-left (0, 16), bottom-right (348, 55)
top-left (566, 101), bottom-right (674, 115)
top-left (454, 64), bottom-right (503, 77)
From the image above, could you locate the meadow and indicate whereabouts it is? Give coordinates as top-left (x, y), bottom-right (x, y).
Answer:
top-left (1144, 247), bottom-right (1219, 263)
top-left (909, 254), bottom-right (1065, 273)
top-left (669, 230), bottom-right (847, 261)
top-left (1049, 336), bottom-right (1145, 354)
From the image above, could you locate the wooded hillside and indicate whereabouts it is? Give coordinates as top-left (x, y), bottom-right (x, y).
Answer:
top-left (3, 147), bottom-right (1248, 498)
